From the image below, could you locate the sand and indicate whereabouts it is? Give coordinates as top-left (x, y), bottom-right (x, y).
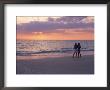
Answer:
top-left (16, 55), bottom-right (94, 74)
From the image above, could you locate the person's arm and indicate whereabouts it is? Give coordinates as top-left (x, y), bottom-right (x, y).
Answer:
top-left (80, 45), bottom-right (81, 49)
top-left (73, 46), bottom-right (74, 50)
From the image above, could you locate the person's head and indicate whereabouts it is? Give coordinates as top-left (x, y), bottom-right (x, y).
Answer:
top-left (75, 43), bottom-right (77, 45)
top-left (78, 43), bottom-right (80, 45)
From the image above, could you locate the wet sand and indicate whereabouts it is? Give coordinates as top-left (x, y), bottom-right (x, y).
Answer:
top-left (16, 55), bottom-right (94, 74)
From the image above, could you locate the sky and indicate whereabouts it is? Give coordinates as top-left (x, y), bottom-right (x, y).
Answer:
top-left (16, 16), bottom-right (94, 40)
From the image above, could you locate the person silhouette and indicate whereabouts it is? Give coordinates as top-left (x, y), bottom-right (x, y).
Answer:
top-left (77, 43), bottom-right (81, 58)
top-left (73, 43), bottom-right (78, 58)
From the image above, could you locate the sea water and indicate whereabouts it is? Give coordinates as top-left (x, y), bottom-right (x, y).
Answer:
top-left (16, 40), bottom-right (94, 59)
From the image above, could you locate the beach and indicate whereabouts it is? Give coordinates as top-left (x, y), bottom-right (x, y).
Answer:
top-left (16, 16), bottom-right (94, 74)
top-left (16, 55), bottom-right (94, 74)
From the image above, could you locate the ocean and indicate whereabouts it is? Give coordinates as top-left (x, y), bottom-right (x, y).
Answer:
top-left (16, 40), bottom-right (94, 58)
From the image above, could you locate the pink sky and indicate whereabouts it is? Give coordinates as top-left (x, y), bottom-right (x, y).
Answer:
top-left (17, 16), bottom-right (94, 40)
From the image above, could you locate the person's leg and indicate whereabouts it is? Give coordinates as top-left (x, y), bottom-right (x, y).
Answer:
top-left (73, 51), bottom-right (75, 58)
top-left (79, 50), bottom-right (81, 58)
top-left (73, 52), bottom-right (74, 58)
top-left (73, 50), bottom-right (76, 58)
top-left (80, 52), bottom-right (81, 57)
top-left (76, 51), bottom-right (77, 57)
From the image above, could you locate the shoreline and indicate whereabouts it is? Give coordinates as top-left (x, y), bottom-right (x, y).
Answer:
top-left (17, 51), bottom-right (94, 60)
top-left (16, 55), bottom-right (94, 74)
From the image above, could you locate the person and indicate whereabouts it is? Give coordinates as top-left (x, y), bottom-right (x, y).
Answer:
top-left (77, 43), bottom-right (81, 58)
top-left (73, 43), bottom-right (78, 58)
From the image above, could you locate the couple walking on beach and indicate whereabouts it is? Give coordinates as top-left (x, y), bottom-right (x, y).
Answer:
top-left (73, 43), bottom-right (81, 58)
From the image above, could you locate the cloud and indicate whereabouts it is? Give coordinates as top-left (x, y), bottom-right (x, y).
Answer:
top-left (55, 16), bottom-right (86, 23)
top-left (17, 16), bottom-right (61, 24)
top-left (80, 16), bottom-right (94, 24)
top-left (32, 32), bottom-right (43, 34)
top-left (17, 16), bottom-right (94, 34)
top-left (56, 28), bottom-right (94, 34)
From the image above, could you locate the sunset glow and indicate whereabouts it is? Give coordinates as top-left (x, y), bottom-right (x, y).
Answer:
top-left (17, 16), bottom-right (94, 40)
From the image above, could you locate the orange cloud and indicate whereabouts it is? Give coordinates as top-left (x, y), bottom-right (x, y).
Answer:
top-left (17, 30), bottom-right (94, 40)
top-left (32, 32), bottom-right (43, 34)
